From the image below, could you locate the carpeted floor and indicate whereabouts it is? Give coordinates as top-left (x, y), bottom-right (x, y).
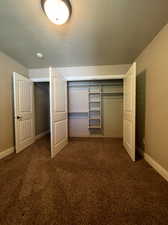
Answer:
top-left (0, 136), bottom-right (168, 225)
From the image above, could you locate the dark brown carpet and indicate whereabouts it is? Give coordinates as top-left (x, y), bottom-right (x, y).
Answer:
top-left (0, 136), bottom-right (168, 225)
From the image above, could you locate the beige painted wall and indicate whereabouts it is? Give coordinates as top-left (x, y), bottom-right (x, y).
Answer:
top-left (0, 51), bottom-right (28, 152)
top-left (136, 24), bottom-right (168, 171)
top-left (34, 83), bottom-right (50, 135)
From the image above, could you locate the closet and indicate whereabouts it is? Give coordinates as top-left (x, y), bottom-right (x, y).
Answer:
top-left (49, 63), bottom-right (136, 161)
top-left (13, 63), bottom-right (136, 162)
top-left (68, 80), bottom-right (123, 138)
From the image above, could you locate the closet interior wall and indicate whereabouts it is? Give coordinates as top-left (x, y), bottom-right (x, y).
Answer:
top-left (68, 80), bottom-right (123, 138)
top-left (34, 82), bottom-right (50, 136)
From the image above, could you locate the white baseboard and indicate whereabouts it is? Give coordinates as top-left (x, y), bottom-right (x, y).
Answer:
top-left (0, 131), bottom-right (49, 160)
top-left (35, 130), bottom-right (50, 141)
top-left (0, 147), bottom-right (14, 160)
top-left (137, 147), bottom-right (168, 182)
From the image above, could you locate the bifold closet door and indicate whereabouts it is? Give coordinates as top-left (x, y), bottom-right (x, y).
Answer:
top-left (50, 67), bottom-right (68, 158)
top-left (123, 63), bottom-right (136, 162)
top-left (13, 72), bottom-right (35, 153)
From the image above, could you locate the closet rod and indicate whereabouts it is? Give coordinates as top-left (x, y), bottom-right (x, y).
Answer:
top-left (102, 93), bottom-right (123, 96)
top-left (68, 83), bottom-right (123, 87)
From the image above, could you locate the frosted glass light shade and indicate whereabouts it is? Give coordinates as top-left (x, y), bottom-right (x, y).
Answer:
top-left (43, 0), bottom-right (70, 25)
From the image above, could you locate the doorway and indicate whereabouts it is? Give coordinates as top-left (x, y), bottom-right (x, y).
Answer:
top-left (34, 82), bottom-right (50, 140)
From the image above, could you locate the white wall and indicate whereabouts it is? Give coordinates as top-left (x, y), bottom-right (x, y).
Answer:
top-left (29, 64), bottom-right (130, 81)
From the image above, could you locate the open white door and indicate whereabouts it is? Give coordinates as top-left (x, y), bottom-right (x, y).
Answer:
top-left (13, 72), bottom-right (35, 153)
top-left (123, 63), bottom-right (136, 161)
top-left (50, 67), bottom-right (68, 158)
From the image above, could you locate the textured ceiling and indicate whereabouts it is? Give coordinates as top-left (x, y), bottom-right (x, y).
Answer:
top-left (0, 0), bottom-right (168, 68)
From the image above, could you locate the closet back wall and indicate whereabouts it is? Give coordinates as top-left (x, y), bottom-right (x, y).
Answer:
top-left (68, 80), bottom-right (123, 138)
top-left (34, 83), bottom-right (50, 136)
top-left (103, 94), bottom-right (123, 137)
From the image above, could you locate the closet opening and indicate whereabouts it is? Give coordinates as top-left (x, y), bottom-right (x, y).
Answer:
top-left (67, 79), bottom-right (123, 139)
top-left (34, 82), bottom-right (50, 150)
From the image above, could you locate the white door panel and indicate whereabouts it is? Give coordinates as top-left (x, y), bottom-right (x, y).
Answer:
top-left (54, 120), bottom-right (67, 144)
top-left (19, 119), bottom-right (33, 140)
top-left (123, 63), bottom-right (136, 161)
top-left (50, 67), bottom-right (68, 158)
top-left (54, 112), bottom-right (67, 122)
top-left (13, 73), bottom-right (35, 153)
top-left (54, 80), bottom-right (66, 111)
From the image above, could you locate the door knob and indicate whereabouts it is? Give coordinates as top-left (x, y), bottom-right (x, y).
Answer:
top-left (17, 116), bottom-right (22, 120)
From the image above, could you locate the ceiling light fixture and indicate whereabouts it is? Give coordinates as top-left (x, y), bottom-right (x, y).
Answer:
top-left (36, 52), bottom-right (44, 59)
top-left (41, 0), bottom-right (71, 25)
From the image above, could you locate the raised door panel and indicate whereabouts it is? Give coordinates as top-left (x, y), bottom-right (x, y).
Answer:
top-left (54, 120), bottom-right (67, 145)
top-left (18, 81), bottom-right (32, 113)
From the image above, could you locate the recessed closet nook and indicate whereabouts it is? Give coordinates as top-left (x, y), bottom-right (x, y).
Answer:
top-left (68, 80), bottom-right (123, 138)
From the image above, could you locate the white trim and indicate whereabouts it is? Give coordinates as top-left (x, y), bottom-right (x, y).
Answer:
top-left (35, 130), bottom-right (50, 141)
top-left (0, 147), bottom-right (14, 160)
top-left (31, 78), bottom-right (50, 82)
top-left (137, 147), bottom-right (168, 182)
top-left (30, 75), bottom-right (125, 82)
top-left (66, 74), bottom-right (125, 81)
